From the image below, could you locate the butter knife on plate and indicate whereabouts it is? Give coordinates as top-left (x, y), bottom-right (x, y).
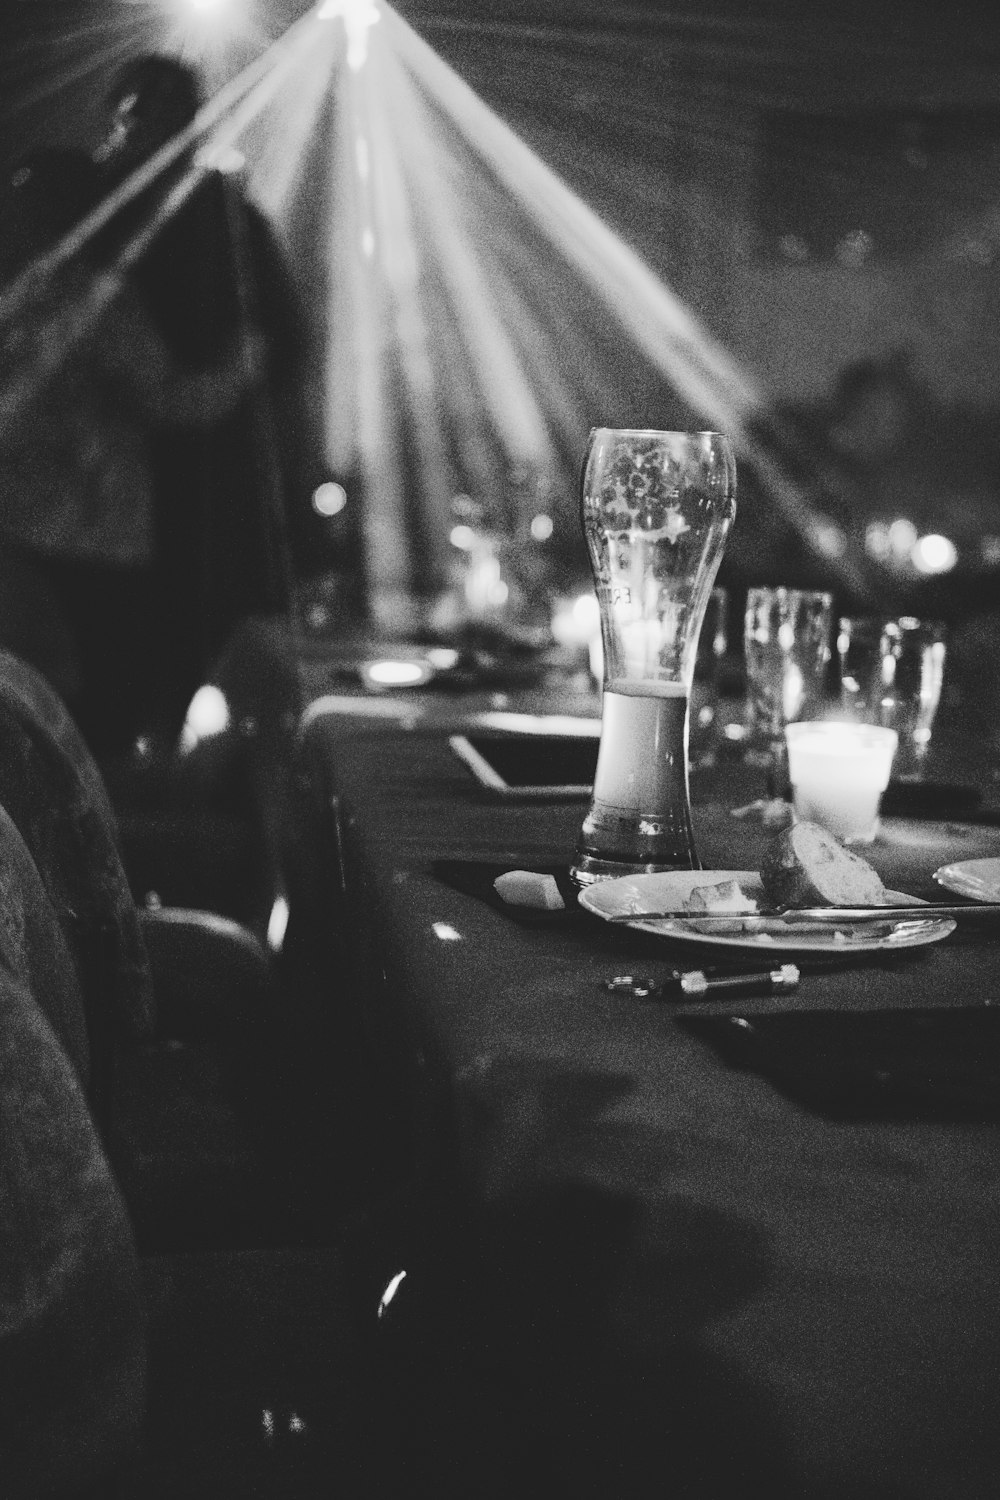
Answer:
top-left (605, 901), bottom-right (1000, 925)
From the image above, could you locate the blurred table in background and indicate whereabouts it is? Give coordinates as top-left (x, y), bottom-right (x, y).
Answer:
top-left (293, 624), bottom-right (1000, 806)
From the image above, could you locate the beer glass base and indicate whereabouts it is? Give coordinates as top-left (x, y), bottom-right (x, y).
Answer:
top-left (570, 850), bottom-right (702, 888)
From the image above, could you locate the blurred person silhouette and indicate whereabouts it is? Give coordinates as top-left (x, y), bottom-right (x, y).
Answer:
top-left (94, 53), bottom-right (323, 741)
top-left (728, 355), bottom-right (941, 618)
top-left (789, 356), bottom-right (998, 618)
top-left (821, 358), bottom-right (933, 520)
top-left (0, 147), bottom-right (267, 757)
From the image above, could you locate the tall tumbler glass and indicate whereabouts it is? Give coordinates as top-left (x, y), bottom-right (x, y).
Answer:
top-left (571, 430), bottom-right (737, 887)
top-left (877, 616), bottom-right (947, 776)
top-left (837, 615), bottom-right (886, 720)
top-left (838, 615), bottom-right (947, 779)
top-left (743, 587), bottom-right (834, 780)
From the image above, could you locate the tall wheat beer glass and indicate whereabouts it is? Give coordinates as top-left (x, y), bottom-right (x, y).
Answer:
top-left (571, 429), bottom-right (737, 886)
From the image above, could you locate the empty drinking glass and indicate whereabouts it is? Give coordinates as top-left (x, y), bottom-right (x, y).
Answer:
top-left (744, 587), bottom-right (834, 777)
top-left (837, 614), bottom-right (946, 778)
top-left (571, 429), bottom-right (737, 885)
top-left (837, 615), bottom-right (885, 720)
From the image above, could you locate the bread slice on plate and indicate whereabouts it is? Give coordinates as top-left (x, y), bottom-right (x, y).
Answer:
top-left (761, 821), bottom-right (888, 909)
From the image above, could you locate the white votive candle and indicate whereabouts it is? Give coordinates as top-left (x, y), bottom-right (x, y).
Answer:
top-left (785, 721), bottom-right (898, 843)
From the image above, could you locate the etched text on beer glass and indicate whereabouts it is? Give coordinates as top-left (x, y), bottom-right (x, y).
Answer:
top-left (571, 430), bottom-right (737, 886)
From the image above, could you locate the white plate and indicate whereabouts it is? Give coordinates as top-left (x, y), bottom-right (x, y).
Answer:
top-left (934, 857), bottom-right (1000, 904)
top-left (579, 870), bottom-right (956, 954)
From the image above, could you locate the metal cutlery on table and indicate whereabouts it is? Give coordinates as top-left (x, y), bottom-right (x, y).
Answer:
top-left (605, 965), bottom-right (801, 1000)
top-left (605, 901), bottom-right (1000, 926)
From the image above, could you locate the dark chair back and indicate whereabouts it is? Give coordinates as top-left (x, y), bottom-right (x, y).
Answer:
top-left (0, 803), bottom-right (145, 1497)
top-left (0, 649), bottom-right (155, 1117)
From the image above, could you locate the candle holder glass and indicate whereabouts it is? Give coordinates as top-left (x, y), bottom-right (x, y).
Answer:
top-left (785, 720), bottom-right (898, 844)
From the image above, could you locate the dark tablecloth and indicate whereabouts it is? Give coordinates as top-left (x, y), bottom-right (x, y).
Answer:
top-left (301, 711), bottom-right (1000, 1498)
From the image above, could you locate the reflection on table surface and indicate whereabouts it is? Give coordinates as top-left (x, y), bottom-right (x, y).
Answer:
top-left (297, 699), bottom-right (1000, 1500)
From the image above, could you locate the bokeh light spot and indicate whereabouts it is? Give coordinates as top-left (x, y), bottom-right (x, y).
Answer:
top-left (911, 533), bottom-right (958, 575)
top-left (313, 481), bottom-right (348, 516)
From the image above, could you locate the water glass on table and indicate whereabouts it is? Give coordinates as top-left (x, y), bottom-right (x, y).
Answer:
top-left (743, 587), bottom-right (834, 782)
top-left (837, 614), bottom-right (947, 778)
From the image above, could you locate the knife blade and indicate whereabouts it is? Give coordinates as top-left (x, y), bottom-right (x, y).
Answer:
top-left (606, 901), bottom-right (1000, 925)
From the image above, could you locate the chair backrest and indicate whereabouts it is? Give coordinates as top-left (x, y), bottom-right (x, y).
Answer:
top-left (0, 797), bottom-right (90, 1084)
top-left (0, 816), bottom-right (146, 1496)
top-left (0, 650), bottom-right (155, 1084)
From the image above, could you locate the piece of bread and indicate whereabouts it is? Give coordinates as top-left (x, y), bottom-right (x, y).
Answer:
top-left (683, 879), bottom-right (759, 915)
top-left (761, 821), bottom-right (888, 908)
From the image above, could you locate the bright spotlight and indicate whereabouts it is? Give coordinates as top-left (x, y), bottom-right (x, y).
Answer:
top-left (911, 533), bottom-right (958, 576)
top-left (174, 0), bottom-right (235, 25)
top-left (317, 0), bottom-right (380, 70)
top-left (530, 513), bottom-right (554, 541)
top-left (162, 0), bottom-right (257, 56)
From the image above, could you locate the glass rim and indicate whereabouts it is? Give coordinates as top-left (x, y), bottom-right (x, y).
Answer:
top-left (785, 719), bottom-right (898, 751)
top-left (839, 613), bottom-right (947, 635)
top-left (746, 585), bottom-right (834, 605)
top-left (588, 427), bottom-right (731, 440)
top-left (892, 615), bottom-right (948, 637)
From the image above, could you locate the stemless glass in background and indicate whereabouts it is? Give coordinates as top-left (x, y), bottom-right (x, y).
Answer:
top-left (743, 587), bottom-right (834, 774)
top-left (837, 615), bottom-right (885, 721)
top-left (837, 614), bottom-right (947, 778)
